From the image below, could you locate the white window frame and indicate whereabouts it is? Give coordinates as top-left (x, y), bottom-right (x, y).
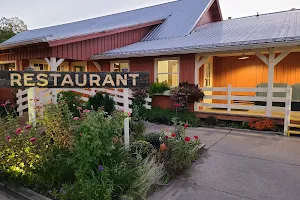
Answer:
top-left (154, 57), bottom-right (180, 86)
top-left (110, 60), bottom-right (130, 72)
top-left (203, 61), bottom-right (213, 87)
top-left (0, 60), bottom-right (17, 71)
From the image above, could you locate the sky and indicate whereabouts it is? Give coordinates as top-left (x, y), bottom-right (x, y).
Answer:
top-left (0, 0), bottom-right (300, 30)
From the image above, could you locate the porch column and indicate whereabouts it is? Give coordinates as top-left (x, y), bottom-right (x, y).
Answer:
top-left (44, 57), bottom-right (65, 103)
top-left (256, 48), bottom-right (291, 117)
top-left (93, 61), bottom-right (101, 71)
top-left (266, 48), bottom-right (275, 117)
top-left (194, 54), bottom-right (210, 111)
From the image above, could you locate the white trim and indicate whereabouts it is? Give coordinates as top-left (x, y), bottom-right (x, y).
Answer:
top-left (255, 52), bottom-right (268, 65)
top-left (0, 60), bottom-right (17, 70)
top-left (154, 57), bottom-right (180, 86)
top-left (110, 60), bottom-right (130, 72)
top-left (266, 48), bottom-right (275, 117)
top-left (93, 61), bottom-right (101, 71)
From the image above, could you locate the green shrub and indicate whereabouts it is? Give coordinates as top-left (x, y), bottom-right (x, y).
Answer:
top-left (205, 116), bottom-right (219, 126)
top-left (130, 140), bottom-right (154, 159)
top-left (145, 107), bottom-right (199, 127)
top-left (148, 81), bottom-right (170, 95)
top-left (86, 92), bottom-right (115, 114)
top-left (130, 105), bottom-right (146, 140)
top-left (58, 91), bottom-right (83, 117)
top-left (144, 132), bottom-right (161, 149)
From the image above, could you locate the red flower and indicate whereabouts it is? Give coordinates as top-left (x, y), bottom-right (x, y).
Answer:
top-left (194, 136), bottom-right (199, 140)
top-left (184, 136), bottom-right (191, 142)
top-left (5, 135), bottom-right (11, 141)
top-left (128, 112), bottom-right (131, 117)
top-left (174, 103), bottom-right (181, 108)
top-left (165, 135), bottom-right (169, 139)
top-left (184, 124), bottom-right (189, 129)
top-left (25, 124), bottom-right (32, 130)
top-left (171, 132), bottom-right (176, 137)
top-left (15, 128), bottom-right (22, 135)
top-left (77, 107), bottom-right (83, 111)
top-left (29, 137), bottom-right (36, 143)
top-left (73, 117), bottom-right (80, 121)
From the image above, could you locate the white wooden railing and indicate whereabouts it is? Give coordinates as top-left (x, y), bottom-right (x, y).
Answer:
top-left (16, 88), bottom-right (152, 116)
top-left (199, 85), bottom-right (292, 135)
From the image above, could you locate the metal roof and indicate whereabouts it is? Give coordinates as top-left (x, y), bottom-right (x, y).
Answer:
top-left (1, 0), bottom-right (213, 48)
top-left (0, 0), bottom-right (179, 46)
top-left (92, 9), bottom-right (300, 59)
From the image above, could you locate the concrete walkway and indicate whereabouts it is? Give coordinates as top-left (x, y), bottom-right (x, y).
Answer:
top-left (147, 124), bottom-right (300, 200)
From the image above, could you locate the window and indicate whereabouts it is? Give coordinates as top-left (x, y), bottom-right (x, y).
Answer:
top-left (204, 62), bottom-right (212, 87)
top-left (156, 59), bottom-right (179, 87)
top-left (111, 61), bottom-right (129, 72)
top-left (0, 62), bottom-right (16, 71)
top-left (34, 63), bottom-right (48, 71)
top-left (74, 66), bottom-right (84, 72)
top-left (58, 65), bottom-right (69, 72)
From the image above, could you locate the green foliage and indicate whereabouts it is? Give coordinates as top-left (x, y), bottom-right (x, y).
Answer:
top-left (130, 105), bottom-right (146, 140)
top-left (144, 132), bottom-right (161, 149)
top-left (145, 107), bottom-right (199, 127)
top-left (159, 120), bottom-right (200, 177)
top-left (0, 115), bottom-right (51, 183)
top-left (130, 140), bottom-right (154, 159)
top-left (205, 116), bottom-right (219, 126)
top-left (148, 81), bottom-right (170, 96)
top-left (132, 88), bottom-right (148, 106)
top-left (57, 91), bottom-right (83, 117)
top-left (86, 92), bottom-right (115, 114)
top-left (39, 102), bottom-right (75, 149)
top-left (0, 17), bottom-right (27, 43)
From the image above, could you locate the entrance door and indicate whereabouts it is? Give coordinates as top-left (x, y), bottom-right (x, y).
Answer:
top-left (203, 57), bottom-right (213, 104)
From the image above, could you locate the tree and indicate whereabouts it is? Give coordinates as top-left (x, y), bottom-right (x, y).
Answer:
top-left (0, 17), bottom-right (27, 43)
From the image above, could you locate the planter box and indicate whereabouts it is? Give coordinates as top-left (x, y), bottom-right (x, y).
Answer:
top-left (151, 91), bottom-right (195, 112)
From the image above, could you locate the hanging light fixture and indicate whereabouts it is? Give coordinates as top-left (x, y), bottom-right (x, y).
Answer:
top-left (239, 54), bottom-right (250, 60)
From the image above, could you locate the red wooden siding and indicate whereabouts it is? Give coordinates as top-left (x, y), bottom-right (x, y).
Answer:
top-left (194, 0), bottom-right (222, 28)
top-left (179, 54), bottom-right (195, 83)
top-left (0, 26), bottom-right (155, 62)
top-left (130, 57), bottom-right (155, 82)
top-left (50, 26), bottom-right (155, 61)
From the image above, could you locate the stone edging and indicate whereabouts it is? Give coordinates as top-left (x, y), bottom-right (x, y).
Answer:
top-left (0, 182), bottom-right (52, 200)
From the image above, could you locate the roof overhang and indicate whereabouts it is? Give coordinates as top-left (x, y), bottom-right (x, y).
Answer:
top-left (0, 37), bottom-right (48, 50)
top-left (91, 38), bottom-right (300, 60)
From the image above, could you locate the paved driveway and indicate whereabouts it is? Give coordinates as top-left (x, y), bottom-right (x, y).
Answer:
top-left (147, 124), bottom-right (300, 200)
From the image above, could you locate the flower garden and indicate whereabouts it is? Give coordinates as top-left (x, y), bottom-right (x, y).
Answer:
top-left (0, 86), bottom-right (202, 200)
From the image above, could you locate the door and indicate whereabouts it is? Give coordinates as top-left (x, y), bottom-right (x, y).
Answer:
top-left (203, 57), bottom-right (213, 104)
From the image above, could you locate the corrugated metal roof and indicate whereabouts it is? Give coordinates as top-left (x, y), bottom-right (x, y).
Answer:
top-left (1, 0), bottom-right (180, 46)
top-left (92, 9), bottom-right (300, 59)
top-left (144, 0), bottom-right (213, 41)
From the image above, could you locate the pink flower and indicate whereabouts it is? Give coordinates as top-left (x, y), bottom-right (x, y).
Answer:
top-left (77, 107), bottom-right (83, 111)
top-left (11, 104), bottom-right (16, 108)
top-left (5, 135), bottom-right (11, 141)
top-left (194, 136), bottom-right (199, 140)
top-left (184, 124), bottom-right (189, 129)
top-left (29, 137), bottom-right (36, 143)
top-left (73, 117), bottom-right (80, 121)
top-left (128, 112), bottom-right (131, 117)
top-left (174, 103), bottom-right (181, 108)
top-left (83, 109), bottom-right (90, 113)
top-left (171, 132), bottom-right (176, 137)
top-left (25, 124), bottom-right (32, 130)
top-left (0, 103), bottom-right (6, 107)
top-left (15, 128), bottom-right (22, 135)
top-left (165, 135), bottom-right (169, 139)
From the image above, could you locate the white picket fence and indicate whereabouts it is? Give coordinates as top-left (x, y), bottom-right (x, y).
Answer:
top-left (199, 84), bottom-right (292, 135)
top-left (16, 88), bottom-right (152, 116)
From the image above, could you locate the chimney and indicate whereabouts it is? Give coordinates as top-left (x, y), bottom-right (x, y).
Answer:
top-left (256, 12), bottom-right (259, 16)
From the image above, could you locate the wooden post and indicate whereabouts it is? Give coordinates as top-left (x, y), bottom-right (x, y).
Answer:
top-left (28, 87), bottom-right (37, 124)
top-left (266, 48), bottom-right (275, 117)
top-left (123, 88), bottom-right (130, 148)
top-left (284, 86), bottom-right (292, 136)
top-left (17, 89), bottom-right (24, 116)
top-left (227, 84), bottom-right (232, 113)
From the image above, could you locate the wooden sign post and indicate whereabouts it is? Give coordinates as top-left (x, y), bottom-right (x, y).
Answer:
top-left (0, 69), bottom-right (150, 148)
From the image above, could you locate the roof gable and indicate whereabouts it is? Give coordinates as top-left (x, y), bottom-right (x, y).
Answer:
top-left (143, 0), bottom-right (215, 41)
